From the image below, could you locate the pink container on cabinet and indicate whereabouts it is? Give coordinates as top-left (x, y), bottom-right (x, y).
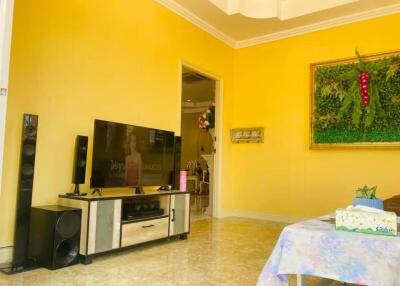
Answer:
top-left (180, 171), bottom-right (187, 192)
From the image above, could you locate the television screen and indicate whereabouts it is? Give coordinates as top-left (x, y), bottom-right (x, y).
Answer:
top-left (91, 119), bottom-right (175, 188)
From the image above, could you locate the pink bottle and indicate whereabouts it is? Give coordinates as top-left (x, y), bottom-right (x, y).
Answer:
top-left (180, 171), bottom-right (187, 192)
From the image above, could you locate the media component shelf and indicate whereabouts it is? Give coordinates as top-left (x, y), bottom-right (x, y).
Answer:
top-left (59, 190), bottom-right (190, 264)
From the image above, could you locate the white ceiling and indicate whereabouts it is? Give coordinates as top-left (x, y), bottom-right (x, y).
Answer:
top-left (155, 0), bottom-right (400, 48)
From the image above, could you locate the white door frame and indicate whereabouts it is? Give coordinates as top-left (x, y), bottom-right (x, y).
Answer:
top-left (0, 0), bottom-right (15, 192)
top-left (178, 61), bottom-right (223, 218)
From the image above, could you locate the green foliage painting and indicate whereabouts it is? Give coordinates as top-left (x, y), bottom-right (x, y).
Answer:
top-left (311, 50), bottom-right (400, 148)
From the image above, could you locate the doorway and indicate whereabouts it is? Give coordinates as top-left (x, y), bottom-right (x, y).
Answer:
top-left (180, 64), bottom-right (219, 220)
top-left (0, 0), bottom-right (15, 192)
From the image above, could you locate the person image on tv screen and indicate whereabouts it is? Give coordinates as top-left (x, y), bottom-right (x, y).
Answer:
top-left (125, 131), bottom-right (142, 186)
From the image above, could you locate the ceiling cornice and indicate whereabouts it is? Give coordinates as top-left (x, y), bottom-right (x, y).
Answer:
top-left (236, 3), bottom-right (400, 49)
top-left (154, 0), bottom-right (236, 47)
top-left (154, 0), bottom-right (400, 49)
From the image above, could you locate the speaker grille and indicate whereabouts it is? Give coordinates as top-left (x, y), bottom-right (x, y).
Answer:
top-left (22, 144), bottom-right (35, 156)
top-left (55, 239), bottom-right (79, 267)
top-left (24, 125), bottom-right (37, 138)
top-left (12, 114), bottom-right (39, 269)
top-left (73, 135), bottom-right (88, 184)
top-left (56, 212), bottom-right (81, 239)
top-left (173, 136), bottom-right (182, 189)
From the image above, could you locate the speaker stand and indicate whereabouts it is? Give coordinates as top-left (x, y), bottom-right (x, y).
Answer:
top-left (134, 186), bottom-right (144, 194)
top-left (66, 184), bottom-right (87, 197)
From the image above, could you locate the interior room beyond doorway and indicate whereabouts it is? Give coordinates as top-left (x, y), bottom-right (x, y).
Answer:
top-left (181, 67), bottom-right (216, 221)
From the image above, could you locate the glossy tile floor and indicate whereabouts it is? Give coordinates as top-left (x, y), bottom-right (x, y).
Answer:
top-left (0, 218), bottom-right (352, 286)
top-left (190, 194), bottom-right (210, 221)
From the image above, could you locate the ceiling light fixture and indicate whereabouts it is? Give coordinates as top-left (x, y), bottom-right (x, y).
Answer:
top-left (208, 0), bottom-right (360, 20)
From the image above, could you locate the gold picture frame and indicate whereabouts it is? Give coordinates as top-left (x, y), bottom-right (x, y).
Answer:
top-left (231, 127), bottom-right (264, 143)
top-left (310, 49), bottom-right (400, 149)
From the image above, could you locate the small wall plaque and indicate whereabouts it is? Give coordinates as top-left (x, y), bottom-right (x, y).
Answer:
top-left (231, 127), bottom-right (264, 143)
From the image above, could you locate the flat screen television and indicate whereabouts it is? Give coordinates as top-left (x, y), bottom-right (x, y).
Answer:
top-left (91, 119), bottom-right (175, 189)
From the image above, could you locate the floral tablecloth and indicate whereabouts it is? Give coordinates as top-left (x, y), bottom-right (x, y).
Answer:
top-left (257, 217), bottom-right (400, 286)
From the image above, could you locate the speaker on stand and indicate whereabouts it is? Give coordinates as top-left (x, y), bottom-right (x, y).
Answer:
top-left (2, 114), bottom-right (39, 274)
top-left (28, 206), bottom-right (81, 270)
top-left (67, 135), bottom-right (88, 196)
top-left (173, 136), bottom-right (182, 190)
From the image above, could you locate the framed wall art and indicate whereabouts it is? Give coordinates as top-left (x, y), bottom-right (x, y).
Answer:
top-left (231, 127), bottom-right (264, 143)
top-left (310, 50), bottom-right (400, 149)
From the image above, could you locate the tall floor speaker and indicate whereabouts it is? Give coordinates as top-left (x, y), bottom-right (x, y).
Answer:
top-left (29, 206), bottom-right (81, 270)
top-left (10, 114), bottom-right (39, 273)
top-left (173, 136), bottom-right (182, 190)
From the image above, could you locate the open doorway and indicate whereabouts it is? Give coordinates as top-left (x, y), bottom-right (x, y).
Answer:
top-left (0, 0), bottom-right (15, 192)
top-left (181, 66), bottom-right (216, 221)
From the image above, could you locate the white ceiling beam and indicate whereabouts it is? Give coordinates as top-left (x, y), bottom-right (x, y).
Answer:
top-left (239, 0), bottom-right (278, 19)
top-left (209, 0), bottom-right (361, 20)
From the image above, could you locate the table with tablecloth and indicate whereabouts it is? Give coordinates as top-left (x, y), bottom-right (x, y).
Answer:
top-left (257, 216), bottom-right (400, 286)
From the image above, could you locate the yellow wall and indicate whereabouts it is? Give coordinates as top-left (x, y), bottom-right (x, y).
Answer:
top-left (2, 0), bottom-right (400, 246)
top-left (232, 13), bottom-right (400, 218)
top-left (0, 0), bottom-right (235, 246)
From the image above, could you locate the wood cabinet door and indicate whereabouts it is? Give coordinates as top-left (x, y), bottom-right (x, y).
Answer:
top-left (121, 217), bottom-right (169, 247)
top-left (88, 199), bottom-right (121, 254)
top-left (169, 194), bottom-right (190, 236)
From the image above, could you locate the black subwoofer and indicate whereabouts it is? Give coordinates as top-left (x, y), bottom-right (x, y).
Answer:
top-left (29, 206), bottom-right (81, 270)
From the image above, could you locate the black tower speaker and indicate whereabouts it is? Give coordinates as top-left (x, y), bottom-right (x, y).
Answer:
top-left (10, 114), bottom-right (39, 273)
top-left (29, 206), bottom-right (81, 270)
top-left (68, 135), bottom-right (88, 196)
top-left (173, 136), bottom-right (182, 190)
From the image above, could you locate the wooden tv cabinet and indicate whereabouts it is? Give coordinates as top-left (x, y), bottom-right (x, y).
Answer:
top-left (59, 190), bottom-right (190, 264)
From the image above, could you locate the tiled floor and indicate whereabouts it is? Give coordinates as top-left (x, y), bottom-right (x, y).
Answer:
top-left (190, 194), bottom-right (210, 221)
top-left (0, 218), bottom-right (351, 286)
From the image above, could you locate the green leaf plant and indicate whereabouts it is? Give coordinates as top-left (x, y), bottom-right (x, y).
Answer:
top-left (356, 185), bottom-right (377, 199)
top-left (336, 49), bottom-right (389, 128)
top-left (313, 50), bottom-right (400, 144)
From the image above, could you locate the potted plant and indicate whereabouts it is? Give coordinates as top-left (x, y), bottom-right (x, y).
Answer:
top-left (353, 185), bottom-right (383, 210)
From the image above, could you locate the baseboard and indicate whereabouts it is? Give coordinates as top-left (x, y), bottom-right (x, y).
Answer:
top-left (221, 210), bottom-right (305, 224)
top-left (0, 245), bottom-right (13, 266)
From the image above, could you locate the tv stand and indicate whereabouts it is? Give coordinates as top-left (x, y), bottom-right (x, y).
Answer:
top-left (91, 188), bottom-right (103, 196)
top-left (134, 186), bottom-right (143, 194)
top-left (128, 186), bottom-right (143, 194)
top-left (59, 190), bottom-right (190, 264)
top-left (66, 184), bottom-right (87, 197)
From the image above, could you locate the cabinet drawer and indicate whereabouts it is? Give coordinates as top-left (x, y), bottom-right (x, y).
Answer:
top-left (121, 217), bottom-right (169, 247)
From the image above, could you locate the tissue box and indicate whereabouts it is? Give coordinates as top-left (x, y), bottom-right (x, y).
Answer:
top-left (336, 207), bottom-right (397, 236)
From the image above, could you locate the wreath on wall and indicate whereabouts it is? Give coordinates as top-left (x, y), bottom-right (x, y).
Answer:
top-left (313, 49), bottom-right (400, 144)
